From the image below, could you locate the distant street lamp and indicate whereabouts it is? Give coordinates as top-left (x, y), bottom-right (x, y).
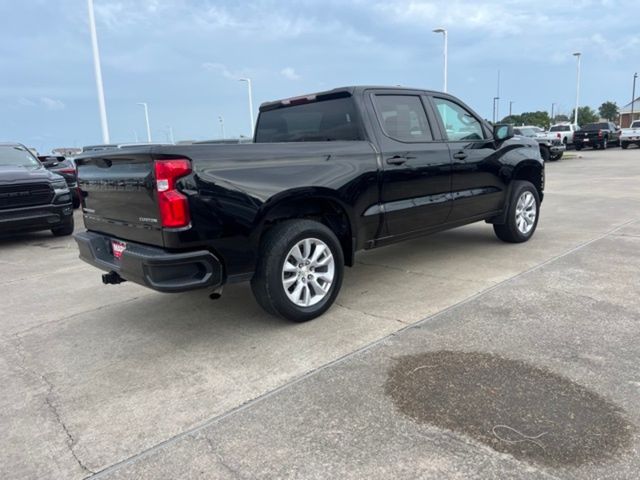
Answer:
top-left (509, 100), bottom-right (515, 117)
top-left (551, 103), bottom-right (557, 123)
top-left (87, 0), bottom-right (110, 143)
top-left (432, 28), bottom-right (448, 93)
top-left (238, 78), bottom-right (255, 137)
top-left (492, 96), bottom-right (500, 123)
top-left (136, 102), bottom-right (151, 142)
top-left (573, 52), bottom-right (582, 126)
top-left (631, 72), bottom-right (638, 125)
top-left (219, 115), bottom-right (225, 139)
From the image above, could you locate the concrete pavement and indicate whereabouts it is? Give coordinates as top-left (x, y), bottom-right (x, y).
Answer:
top-left (1, 148), bottom-right (639, 479)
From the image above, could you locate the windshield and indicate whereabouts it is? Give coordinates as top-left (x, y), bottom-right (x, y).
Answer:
top-left (0, 145), bottom-right (41, 167)
top-left (550, 125), bottom-right (570, 132)
top-left (583, 123), bottom-right (609, 130)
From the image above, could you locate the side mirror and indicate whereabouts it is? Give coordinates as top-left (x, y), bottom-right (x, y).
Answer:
top-left (493, 124), bottom-right (514, 141)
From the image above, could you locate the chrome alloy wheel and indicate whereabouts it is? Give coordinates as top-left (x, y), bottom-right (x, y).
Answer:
top-left (515, 191), bottom-right (537, 235)
top-left (282, 238), bottom-right (335, 307)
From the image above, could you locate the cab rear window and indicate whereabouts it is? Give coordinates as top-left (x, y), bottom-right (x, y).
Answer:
top-left (255, 98), bottom-right (363, 143)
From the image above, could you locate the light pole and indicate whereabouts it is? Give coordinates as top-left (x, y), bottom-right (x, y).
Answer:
top-left (167, 125), bottom-right (175, 144)
top-left (492, 97), bottom-right (500, 123)
top-left (219, 115), bottom-right (225, 139)
top-left (551, 103), bottom-right (557, 123)
top-left (87, 0), bottom-right (110, 143)
top-left (573, 52), bottom-right (582, 126)
top-left (137, 102), bottom-right (151, 142)
top-left (509, 100), bottom-right (514, 117)
top-left (239, 78), bottom-right (255, 137)
top-left (432, 28), bottom-right (448, 93)
top-left (631, 72), bottom-right (638, 126)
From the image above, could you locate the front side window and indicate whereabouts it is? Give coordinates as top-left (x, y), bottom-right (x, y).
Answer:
top-left (433, 98), bottom-right (484, 141)
top-left (373, 95), bottom-right (433, 142)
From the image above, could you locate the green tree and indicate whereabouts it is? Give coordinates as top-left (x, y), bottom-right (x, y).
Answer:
top-left (570, 106), bottom-right (599, 126)
top-left (598, 101), bottom-right (619, 121)
top-left (553, 114), bottom-right (570, 123)
top-left (500, 111), bottom-right (550, 128)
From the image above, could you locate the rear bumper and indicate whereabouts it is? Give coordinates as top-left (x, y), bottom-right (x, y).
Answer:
top-left (0, 203), bottom-right (73, 233)
top-left (74, 231), bottom-right (223, 293)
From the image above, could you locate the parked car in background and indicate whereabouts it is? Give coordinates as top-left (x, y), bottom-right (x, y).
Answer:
top-left (573, 122), bottom-right (621, 150)
top-left (620, 120), bottom-right (640, 149)
top-left (544, 123), bottom-right (578, 146)
top-left (74, 85), bottom-right (544, 322)
top-left (38, 155), bottom-right (80, 208)
top-left (514, 126), bottom-right (565, 161)
top-left (0, 143), bottom-right (74, 236)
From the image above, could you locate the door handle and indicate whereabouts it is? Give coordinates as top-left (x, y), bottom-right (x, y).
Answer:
top-left (386, 155), bottom-right (415, 166)
top-left (452, 152), bottom-right (468, 160)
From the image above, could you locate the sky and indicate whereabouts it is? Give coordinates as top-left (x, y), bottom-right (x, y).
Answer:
top-left (1, 0), bottom-right (639, 153)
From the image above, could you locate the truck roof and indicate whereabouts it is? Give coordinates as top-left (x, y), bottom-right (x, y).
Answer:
top-left (259, 85), bottom-right (442, 112)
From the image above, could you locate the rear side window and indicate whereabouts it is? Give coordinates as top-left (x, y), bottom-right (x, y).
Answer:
top-left (550, 125), bottom-right (570, 132)
top-left (433, 98), bottom-right (484, 141)
top-left (373, 95), bottom-right (433, 142)
top-left (255, 97), bottom-right (363, 143)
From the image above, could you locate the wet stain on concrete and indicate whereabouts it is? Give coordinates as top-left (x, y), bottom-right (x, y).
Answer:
top-left (385, 351), bottom-right (633, 467)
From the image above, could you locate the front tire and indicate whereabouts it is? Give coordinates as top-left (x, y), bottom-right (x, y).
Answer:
top-left (549, 152), bottom-right (563, 161)
top-left (621, 142), bottom-right (629, 149)
top-left (494, 181), bottom-right (540, 243)
top-left (51, 217), bottom-right (74, 237)
top-left (540, 146), bottom-right (550, 162)
top-left (251, 219), bottom-right (344, 322)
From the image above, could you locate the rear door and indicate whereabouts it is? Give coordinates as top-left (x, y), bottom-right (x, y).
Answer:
top-left (77, 150), bottom-right (164, 245)
top-left (366, 90), bottom-right (452, 237)
top-left (428, 96), bottom-right (506, 221)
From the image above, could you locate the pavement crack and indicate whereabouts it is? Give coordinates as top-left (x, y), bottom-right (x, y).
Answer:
top-left (356, 259), bottom-right (482, 285)
top-left (199, 435), bottom-right (248, 480)
top-left (334, 301), bottom-right (409, 325)
top-left (10, 335), bottom-right (95, 476)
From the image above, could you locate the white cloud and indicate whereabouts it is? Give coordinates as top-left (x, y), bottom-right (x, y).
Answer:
top-left (40, 97), bottom-right (65, 110)
top-left (281, 67), bottom-right (300, 80)
top-left (202, 62), bottom-right (242, 79)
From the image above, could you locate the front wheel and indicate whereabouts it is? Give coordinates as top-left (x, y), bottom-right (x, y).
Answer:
top-left (51, 217), bottom-right (74, 237)
top-left (251, 219), bottom-right (344, 322)
top-left (549, 152), bottom-right (563, 161)
top-left (621, 142), bottom-right (629, 149)
top-left (494, 181), bottom-right (540, 243)
top-left (540, 146), bottom-right (550, 162)
top-left (575, 145), bottom-right (583, 151)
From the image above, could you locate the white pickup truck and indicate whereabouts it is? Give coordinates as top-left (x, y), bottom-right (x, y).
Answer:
top-left (543, 123), bottom-right (578, 146)
top-left (620, 120), bottom-right (640, 149)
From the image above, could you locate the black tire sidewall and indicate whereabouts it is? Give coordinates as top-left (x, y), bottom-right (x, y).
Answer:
top-left (500, 182), bottom-right (540, 243)
top-left (257, 220), bottom-right (344, 322)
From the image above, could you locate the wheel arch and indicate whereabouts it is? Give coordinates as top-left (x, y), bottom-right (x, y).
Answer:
top-left (252, 188), bottom-right (357, 267)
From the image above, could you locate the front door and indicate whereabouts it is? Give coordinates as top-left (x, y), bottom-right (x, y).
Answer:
top-left (368, 92), bottom-right (452, 237)
top-left (430, 96), bottom-right (507, 221)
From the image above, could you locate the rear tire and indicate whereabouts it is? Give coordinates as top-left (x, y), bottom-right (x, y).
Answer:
top-left (575, 145), bottom-right (583, 151)
top-left (494, 181), bottom-right (540, 243)
top-left (51, 217), bottom-right (74, 237)
top-left (251, 219), bottom-right (344, 322)
top-left (621, 142), bottom-right (629, 149)
top-left (549, 152), bottom-right (563, 161)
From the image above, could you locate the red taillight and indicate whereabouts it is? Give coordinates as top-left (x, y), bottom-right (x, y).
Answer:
top-left (556, 133), bottom-right (561, 138)
top-left (154, 158), bottom-right (192, 228)
top-left (598, 130), bottom-right (603, 138)
top-left (57, 168), bottom-right (76, 175)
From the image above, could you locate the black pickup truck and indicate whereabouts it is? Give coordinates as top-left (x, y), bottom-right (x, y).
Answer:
top-left (74, 86), bottom-right (544, 322)
top-left (573, 122), bottom-right (621, 150)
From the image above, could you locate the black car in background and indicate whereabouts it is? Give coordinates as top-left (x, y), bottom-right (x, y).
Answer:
top-left (0, 143), bottom-right (74, 237)
top-left (38, 155), bottom-right (81, 208)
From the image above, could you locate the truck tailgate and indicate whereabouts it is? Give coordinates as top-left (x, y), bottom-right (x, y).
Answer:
top-left (76, 150), bottom-right (165, 246)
